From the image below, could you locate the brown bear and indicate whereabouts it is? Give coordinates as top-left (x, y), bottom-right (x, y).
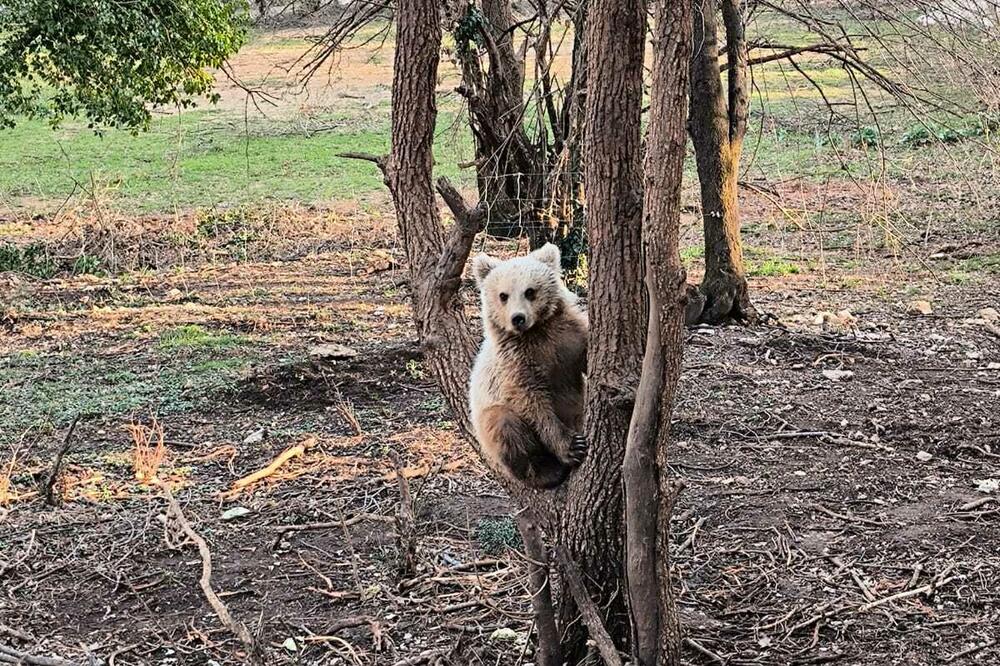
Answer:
top-left (468, 243), bottom-right (588, 489)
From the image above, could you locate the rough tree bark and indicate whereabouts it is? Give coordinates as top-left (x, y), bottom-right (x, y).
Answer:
top-left (380, 0), bottom-right (481, 434)
top-left (370, 0), bottom-right (633, 661)
top-left (624, 0), bottom-right (692, 664)
top-left (688, 0), bottom-right (756, 324)
top-left (558, 0), bottom-right (649, 659)
top-left (370, 0), bottom-right (691, 663)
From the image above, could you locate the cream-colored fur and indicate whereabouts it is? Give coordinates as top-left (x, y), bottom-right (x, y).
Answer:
top-left (468, 244), bottom-right (588, 489)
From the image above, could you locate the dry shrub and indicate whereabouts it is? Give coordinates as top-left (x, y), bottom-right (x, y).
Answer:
top-left (337, 399), bottom-right (363, 436)
top-left (128, 419), bottom-right (167, 484)
top-left (0, 458), bottom-right (13, 506)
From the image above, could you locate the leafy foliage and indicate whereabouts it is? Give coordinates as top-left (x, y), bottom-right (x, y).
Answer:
top-left (0, 242), bottom-right (57, 277)
top-left (0, 0), bottom-right (248, 130)
top-left (475, 517), bottom-right (521, 556)
top-left (452, 4), bottom-right (487, 54)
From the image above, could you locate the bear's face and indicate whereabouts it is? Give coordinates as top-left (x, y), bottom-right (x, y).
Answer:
top-left (472, 244), bottom-right (571, 336)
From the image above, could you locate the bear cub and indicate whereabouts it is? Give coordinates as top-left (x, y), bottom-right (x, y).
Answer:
top-left (468, 243), bottom-right (588, 489)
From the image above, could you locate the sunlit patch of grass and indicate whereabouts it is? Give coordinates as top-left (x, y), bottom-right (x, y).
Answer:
top-left (157, 324), bottom-right (246, 350)
top-left (748, 258), bottom-right (802, 277)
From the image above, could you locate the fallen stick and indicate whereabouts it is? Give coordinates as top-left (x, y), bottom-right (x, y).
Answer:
top-left (382, 459), bottom-right (463, 482)
top-left (683, 637), bottom-right (725, 664)
top-left (943, 638), bottom-right (997, 663)
top-left (0, 643), bottom-right (81, 666)
top-left (229, 437), bottom-right (314, 494)
top-left (812, 503), bottom-right (884, 527)
top-left (43, 415), bottom-right (80, 506)
top-left (957, 497), bottom-right (996, 512)
top-left (0, 624), bottom-right (32, 642)
top-left (271, 513), bottom-right (394, 532)
top-left (678, 516), bottom-right (707, 552)
top-left (158, 482), bottom-right (266, 664)
top-left (858, 574), bottom-right (959, 613)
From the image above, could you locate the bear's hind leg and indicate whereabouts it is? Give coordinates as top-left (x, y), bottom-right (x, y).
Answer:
top-left (480, 405), bottom-right (571, 489)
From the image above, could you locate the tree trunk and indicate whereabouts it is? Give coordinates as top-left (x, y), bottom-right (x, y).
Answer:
top-left (558, 0), bottom-right (648, 659)
top-left (688, 0), bottom-right (756, 324)
top-left (623, 0), bottom-right (693, 663)
top-left (383, 0), bottom-right (480, 432)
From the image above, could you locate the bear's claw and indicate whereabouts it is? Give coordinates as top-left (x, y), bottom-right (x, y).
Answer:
top-left (567, 434), bottom-right (587, 466)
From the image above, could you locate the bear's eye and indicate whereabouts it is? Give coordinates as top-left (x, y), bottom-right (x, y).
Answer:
top-left (499, 292), bottom-right (508, 303)
top-left (524, 288), bottom-right (536, 301)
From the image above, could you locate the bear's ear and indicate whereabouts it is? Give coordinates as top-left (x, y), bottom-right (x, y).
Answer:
top-left (471, 253), bottom-right (500, 284)
top-left (530, 243), bottom-right (561, 269)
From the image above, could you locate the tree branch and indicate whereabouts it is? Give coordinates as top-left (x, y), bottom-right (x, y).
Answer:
top-left (516, 511), bottom-right (562, 666)
top-left (44, 414), bottom-right (80, 506)
top-left (554, 546), bottom-right (624, 666)
top-left (338, 151), bottom-right (388, 170)
top-left (721, 0), bottom-right (749, 143)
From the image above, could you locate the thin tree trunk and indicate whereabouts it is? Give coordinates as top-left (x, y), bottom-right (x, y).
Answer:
top-left (688, 0), bottom-right (755, 324)
top-left (559, 0), bottom-right (648, 659)
top-left (516, 512), bottom-right (563, 666)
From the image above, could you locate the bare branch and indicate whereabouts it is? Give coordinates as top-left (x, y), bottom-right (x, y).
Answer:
top-left (158, 482), bottom-right (266, 664)
top-left (554, 546), bottom-right (625, 666)
top-left (516, 511), bottom-right (562, 666)
top-left (43, 414), bottom-right (80, 506)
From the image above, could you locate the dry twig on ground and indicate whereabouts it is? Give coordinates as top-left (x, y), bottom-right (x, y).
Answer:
top-left (43, 414), bottom-right (80, 506)
top-left (158, 480), bottom-right (267, 665)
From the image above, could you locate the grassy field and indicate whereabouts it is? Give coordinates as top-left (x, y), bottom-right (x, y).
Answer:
top-left (2, 21), bottom-right (993, 219)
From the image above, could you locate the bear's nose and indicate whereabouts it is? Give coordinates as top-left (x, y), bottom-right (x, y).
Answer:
top-left (511, 314), bottom-right (526, 329)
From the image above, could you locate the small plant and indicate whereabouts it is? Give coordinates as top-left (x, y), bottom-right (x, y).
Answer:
top-left (852, 126), bottom-right (880, 148)
top-left (128, 419), bottom-right (167, 484)
top-left (405, 358), bottom-right (425, 381)
top-left (72, 253), bottom-right (104, 276)
top-left (475, 516), bottom-right (521, 555)
top-left (0, 242), bottom-right (57, 278)
top-left (158, 324), bottom-right (245, 350)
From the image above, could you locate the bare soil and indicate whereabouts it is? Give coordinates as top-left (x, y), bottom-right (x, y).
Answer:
top-left (1, 187), bottom-right (999, 665)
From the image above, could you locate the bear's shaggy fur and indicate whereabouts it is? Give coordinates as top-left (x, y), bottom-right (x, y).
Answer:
top-left (468, 244), bottom-right (588, 489)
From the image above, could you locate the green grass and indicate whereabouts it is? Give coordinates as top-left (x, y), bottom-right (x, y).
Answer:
top-left (0, 339), bottom-right (260, 444)
top-left (957, 253), bottom-right (1000, 274)
top-left (748, 258), bottom-right (802, 277)
top-left (157, 325), bottom-right (247, 350)
top-left (475, 517), bottom-right (521, 556)
top-left (0, 242), bottom-right (57, 278)
top-left (0, 108), bottom-right (475, 214)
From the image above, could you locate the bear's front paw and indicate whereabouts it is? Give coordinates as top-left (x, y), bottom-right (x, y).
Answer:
top-left (566, 434), bottom-right (587, 466)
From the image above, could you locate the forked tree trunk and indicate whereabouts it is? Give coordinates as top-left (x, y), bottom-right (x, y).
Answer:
top-left (560, 0), bottom-right (649, 659)
top-left (688, 0), bottom-right (756, 324)
top-left (380, 1), bottom-right (690, 663)
top-left (382, 0), bottom-right (480, 431)
top-left (379, 0), bottom-right (635, 662)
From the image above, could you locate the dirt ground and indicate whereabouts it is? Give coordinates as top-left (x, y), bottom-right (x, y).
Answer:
top-left (1, 182), bottom-right (999, 666)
